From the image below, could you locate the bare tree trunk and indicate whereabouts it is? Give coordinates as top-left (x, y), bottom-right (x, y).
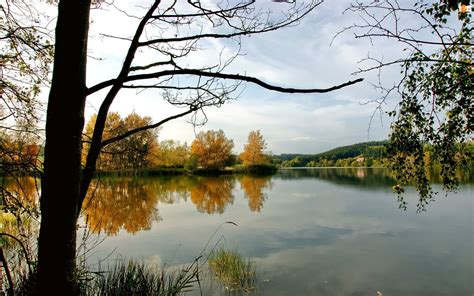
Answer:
top-left (36, 1), bottom-right (91, 294)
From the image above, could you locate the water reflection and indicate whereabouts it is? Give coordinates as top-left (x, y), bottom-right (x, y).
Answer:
top-left (278, 167), bottom-right (473, 188)
top-left (1, 177), bottom-right (39, 210)
top-left (239, 176), bottom-right (272, 212)
top-left (278, 168), bottom-right (395, 188)
top-left (82, 174), bottom-right (272, 235)
top-left (190, 176), bottom-right (235, 214)
top-left (79, 169), bottom-right (473, 295)
top-left (83, 178), bottom-right (162, 235)
top-left (0, 177), bottom-right (39, 274)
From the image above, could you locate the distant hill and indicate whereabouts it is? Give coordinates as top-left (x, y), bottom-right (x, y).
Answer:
top-left (311, 140), bottom-right (389, 161)
top-left (279, 153), bottom-right (312, 161)
top-left (277, 140), bottom-right (389, 167)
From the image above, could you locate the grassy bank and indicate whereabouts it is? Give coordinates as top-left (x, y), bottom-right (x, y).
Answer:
top-left (93, 164), bottom-right (278, 177)
top-left (12, 249), bottom-right (258, 295)
top-left (93, 167), bottom-right (187, 177)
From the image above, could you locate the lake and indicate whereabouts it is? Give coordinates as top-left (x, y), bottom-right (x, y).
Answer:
top-left (81, 168), bottom-right (473, 296)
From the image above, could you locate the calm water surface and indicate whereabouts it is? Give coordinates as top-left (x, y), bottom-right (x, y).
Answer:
top-left (83, 168), bottom-right (473, 296)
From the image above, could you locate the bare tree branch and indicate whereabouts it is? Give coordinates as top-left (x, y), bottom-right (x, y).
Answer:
top-left (88, 69), bottom-right (363, 95)
top-left (101, 107), bottom-right (196, 147)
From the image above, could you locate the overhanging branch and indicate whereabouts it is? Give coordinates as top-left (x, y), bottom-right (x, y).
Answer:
top-left (87, 69), bottom-right (363, 95)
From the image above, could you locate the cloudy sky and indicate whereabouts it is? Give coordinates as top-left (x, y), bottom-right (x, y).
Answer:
top-left (80, 0), bottom-right (410, 154)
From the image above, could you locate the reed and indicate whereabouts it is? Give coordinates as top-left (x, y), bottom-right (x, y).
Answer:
top-left (86, 259), bottom-right (199, 296)
top-left (208, 248), bottom-right (257, 293)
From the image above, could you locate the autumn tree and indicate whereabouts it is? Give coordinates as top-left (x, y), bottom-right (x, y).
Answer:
top-left (0, 0), bottom-right (365, 293)
top-left (240, 130), bottom-right (268, 166)
top-left (83, 112), bottom-right (159, 170)
top-left (344, 0), bottom-right (473, 210)
top-left (1, 3), bottom-right (50, 275)
top-left (149, 140), bottom-right (189, 168)
top-left (0, 133), bottom-right (41, 176)
top-left (191, 130), bottom-right (234, 170)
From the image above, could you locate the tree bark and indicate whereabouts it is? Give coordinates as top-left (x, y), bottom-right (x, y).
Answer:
top-left (36, 1), bottom-right (91, 294)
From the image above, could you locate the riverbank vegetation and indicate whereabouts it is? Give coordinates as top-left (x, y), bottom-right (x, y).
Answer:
top-left (11, 250), bottom-right (257, 296)
top-left (279, 140), bottom-right (474, 170)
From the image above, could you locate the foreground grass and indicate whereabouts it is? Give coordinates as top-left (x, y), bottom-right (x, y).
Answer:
top-left (87, 260), bottom-right (199, 296)
top-left (13, 259), bottom-right (200, 296)
top-left (208, 248), bottom-right (257, 293)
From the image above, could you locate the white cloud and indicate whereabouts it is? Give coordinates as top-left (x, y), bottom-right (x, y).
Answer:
top-left (80, 0), bottom-right (406, 154)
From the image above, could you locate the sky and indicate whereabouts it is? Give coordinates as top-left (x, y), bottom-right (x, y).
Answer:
top-left (80, 0), bottom-right (410, 154)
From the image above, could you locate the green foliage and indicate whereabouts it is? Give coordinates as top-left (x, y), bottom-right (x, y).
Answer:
top-left (225, 154), bottom-right (239, 167)
top-left (365, 146), bottom-right (387, 158)
top-left (280, 141), bottom-right (389, 167)
top-left (241, 164), bottom-right (278, 175)
top-left (313, 141), bottom-right (388, 161)
top-left (345, 0), bottom-right (473, 209)
top-left (151, 140), bottom-right (189, 168)
top-left (281, 156), bottom-right (303, 167)
top-left (184, 154), bottom-right (199, 172)
top-left (387, 2), bottom-right (473, 210)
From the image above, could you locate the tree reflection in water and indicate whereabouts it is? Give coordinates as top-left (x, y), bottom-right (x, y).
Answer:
top-left (239, 176), bottom-right (272, 212)
top-left (190, 177), bottom-right (235, 214)
top-left (1, 177), bottom-right (40, 277)
top-left (81, 174), bottom-right (274, 235)
top-left (6, 168), bottom-right (472, 237)
top-left (83, 178), bottom-right (162, 235)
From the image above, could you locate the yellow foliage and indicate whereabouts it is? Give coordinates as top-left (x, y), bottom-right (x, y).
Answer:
top-left (83, 178), bottom-right (161, 235)
top-left (240, 130), bottom-right (267, 166)
top-left (190, 177), bottom-right (235, 214)
top-left (83, 112), bottom-right (159, 170)
top-left (191, 130), bottom-right (234, 169)
top-left (239, 176), bottom-right (271, 212)
top-left (149, 140), bottom-right (189, 168)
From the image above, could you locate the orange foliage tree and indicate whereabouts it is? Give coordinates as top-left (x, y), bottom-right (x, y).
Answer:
top-left (240, 130), bottom-right (267, 166)
top-left (191, 130), bottom-right (234, 170)
top-left (0, 132), bottom-right (42, 175)
top-left (83, 112), bottom-right (159, 170)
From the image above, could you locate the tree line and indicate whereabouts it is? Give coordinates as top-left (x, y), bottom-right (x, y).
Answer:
top-left (279, 140), bottom-right (474, 170)
top-left (280, 141), bottom-right (389, 168)
top-left (82, 112), bottom-right (271, 172)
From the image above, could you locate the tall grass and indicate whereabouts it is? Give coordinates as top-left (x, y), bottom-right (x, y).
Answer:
top-left (10, 222), bottom-right (257, 295)
top-left (85, 259), bottom-right (200, 296)
top-left (12, 259), bottom-right (200, 296)
top-left (208, 248), bottom-right (257, 293)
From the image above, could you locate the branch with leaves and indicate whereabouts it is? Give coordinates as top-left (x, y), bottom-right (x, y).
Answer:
top-left (343, 0), bottom-right (473, 211)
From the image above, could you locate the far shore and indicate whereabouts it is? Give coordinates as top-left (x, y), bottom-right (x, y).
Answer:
top-left (92, 165), bottom-right (391, 178)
